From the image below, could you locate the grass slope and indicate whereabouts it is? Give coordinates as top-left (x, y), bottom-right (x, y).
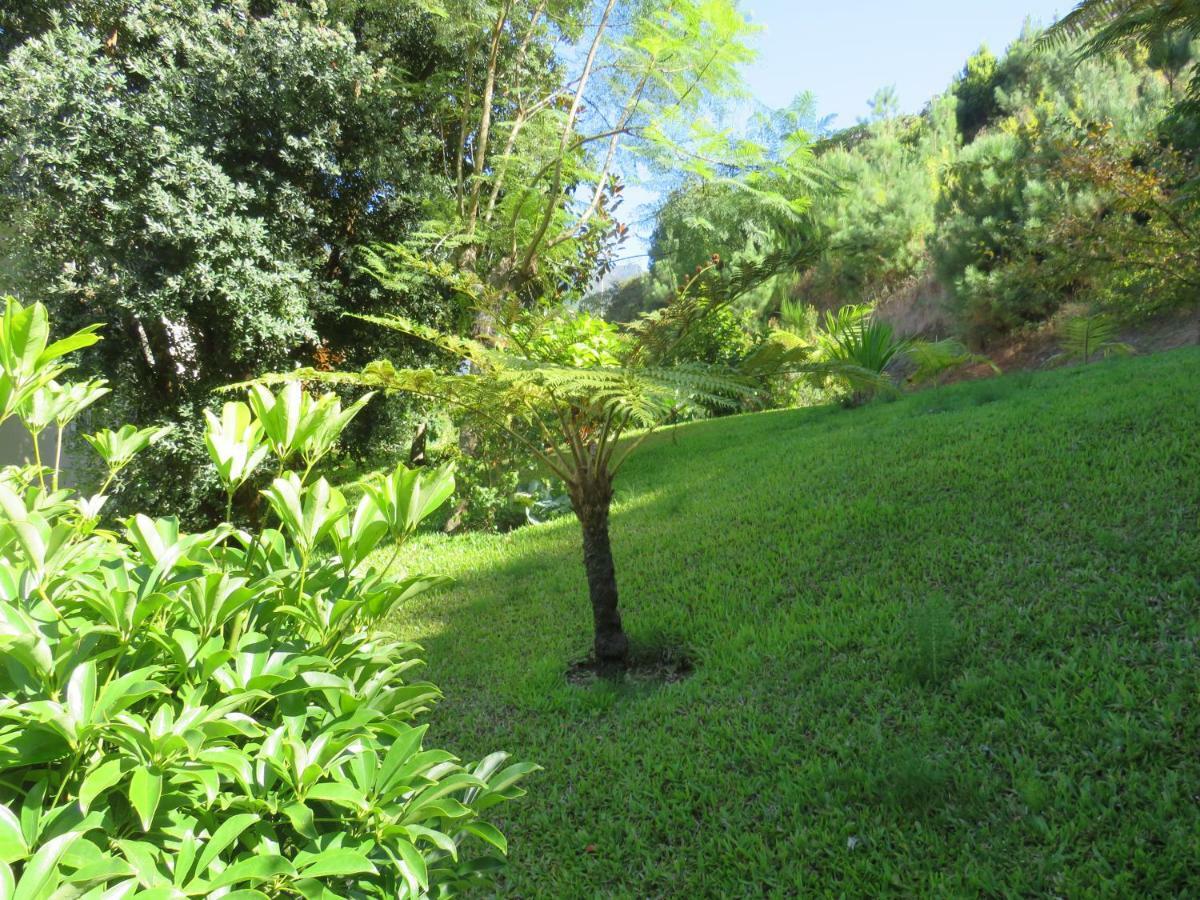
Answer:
top-left (392, 348), bottom-right (1200, 897)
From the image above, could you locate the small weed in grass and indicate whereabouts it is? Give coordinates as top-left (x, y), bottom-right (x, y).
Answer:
top-left (875, 748), bottom-right (954, 813)
top-left (895, 594), bottom-right (961, 687)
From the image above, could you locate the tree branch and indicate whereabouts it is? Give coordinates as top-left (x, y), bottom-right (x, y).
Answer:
top-left (517, 0), bottom-right (619, 277)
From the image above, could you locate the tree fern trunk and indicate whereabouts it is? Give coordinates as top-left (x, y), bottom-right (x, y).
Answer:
top-left (572, 476), bottom-right (628, 663)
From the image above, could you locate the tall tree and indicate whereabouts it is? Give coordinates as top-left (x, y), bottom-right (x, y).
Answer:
top-left (401, 0), bottom-right (760, 301)
top-left (0, 0), bottom-right (453, 520)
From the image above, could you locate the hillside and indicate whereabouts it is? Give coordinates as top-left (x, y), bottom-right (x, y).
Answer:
top-left (392, 348), bottom-right (1200, 896)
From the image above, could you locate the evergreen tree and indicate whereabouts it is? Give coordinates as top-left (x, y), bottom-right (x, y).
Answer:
top-left (0, 1), bottom-right (453, 519)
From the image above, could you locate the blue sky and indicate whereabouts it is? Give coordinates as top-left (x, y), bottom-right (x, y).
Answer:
top-left (741, 0), bottom-right (1068, 125)
top-left (615, 0), bottom-right (1070, 267)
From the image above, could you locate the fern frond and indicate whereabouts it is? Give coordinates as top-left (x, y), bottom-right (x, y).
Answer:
top-left (739, 329), bottom-right (814, 377)
top-left (499, 361), bottom-right (755, 427)
top-left (1040, 1), bottom-right (1200, 56)
top-left (1054, 315), bottom-right (1135, 363)
top-left (713, 177), bottom-right (810, 224)
top-left (1040, 0), bottom-right (1140, 47)
top-left (626, 240), bottom-right (822, 365)
top-left (906, 339), bottom-right (999, 383)
top-left (351, 314), bottom-right (497, 368)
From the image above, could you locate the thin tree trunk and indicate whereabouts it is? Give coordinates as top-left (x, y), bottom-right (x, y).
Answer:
top-left (408, 420), bottom-right (429, 466)
top-left (572, 476), bottom-right (628, 663)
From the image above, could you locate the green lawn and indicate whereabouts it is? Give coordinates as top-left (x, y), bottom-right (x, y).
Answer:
top-left (391, 348), bottom-right (1200, 897)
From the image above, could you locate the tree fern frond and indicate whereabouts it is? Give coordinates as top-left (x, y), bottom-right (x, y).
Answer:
top-left (1040, 1), bottom-right (1200, 55)
top-left (351, 313), bottom-right (497, 368)
top-left (713, 177), bottom-right (810, 224)
top-left (1040, 0), bottom-right (1140, 47)
top-left (625, 240), bottom-right (822, 365)
top-left (906, 339), bottom-right (999, 383)
top-left (1054, 314), bottom-right (1135, 363)
top-left (358, 242), bottom-right (484, 303)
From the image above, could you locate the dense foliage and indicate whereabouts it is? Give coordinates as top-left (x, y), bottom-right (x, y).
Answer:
top-left (1046, 0), bottom-right (1200, 128)
top-left (0, 299), bottom-right (533, 897)
top-left (0, 1), bottom-right (467, 521)
top-left (641, 22), bottom-right (1199, 350)
top-left (932, 34), bottom-right (1179, 339)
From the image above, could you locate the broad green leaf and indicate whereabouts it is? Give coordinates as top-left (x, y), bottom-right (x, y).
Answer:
top-left (66, 661), bottom-right (98, 733)
top-left (304, 782), bottom-right (367, 810)
top-left (402, 824), bottom-right (458, 860)
top-left (129, 768), bottom-right (162, 832)
top-left (206, 854), bottom-right (295, 890)
top-left (461, 822), bottom-right (508, 855)
top-left (393, 839), bottom-right (428, 893)
top-left (39, 324), bottom-right (103, 367)
top-left (78, 758), bottom-right (131, 814)
top-left (295, 849), bottom-right (377, 879)
top-left (19, 780), bottom-right (47, 847)
top-left (204, 402), bottom-right (268, 490)
top-left (114, 839), bottom-right (167, 888)
top-left (291, 880), bottom-right (346, 900)
top-left (13, 831), bottom-right (80, 900)
top-left (190, 813), bottom-right (260, 883)
top-left (0, 804), bottom-right (27, 864)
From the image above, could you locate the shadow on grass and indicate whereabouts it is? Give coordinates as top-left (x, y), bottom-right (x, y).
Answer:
top-left (393, 348), bottom-right (1200, 705)
top-left (384, 348), bottom-right (1200, 895)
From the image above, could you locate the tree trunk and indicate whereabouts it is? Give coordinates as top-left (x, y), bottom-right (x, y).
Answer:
top-left (571, 477), bottom-right (628, 663)
top-left (408, 420), bottom-right (428, 466)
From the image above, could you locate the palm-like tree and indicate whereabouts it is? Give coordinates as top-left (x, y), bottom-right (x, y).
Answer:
top-left (776, 301), bottom-right (994, 403)
top-left (1052, 314), bottom-right (1135, 363)
top-left (263, 247), bottom-right (880, 666)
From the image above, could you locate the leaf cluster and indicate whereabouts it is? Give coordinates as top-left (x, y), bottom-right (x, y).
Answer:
top-left (0, 299), bottom-right (534, 898)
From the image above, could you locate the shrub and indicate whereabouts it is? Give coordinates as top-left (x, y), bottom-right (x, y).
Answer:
top-left (0, 298), bottom-right (534, 897)
top-left (799, 303), bottom-right (993, 404)
top-left (895, 594), bottom-right (961, 687)
top-left (664, 305), bottom-right (758, 368)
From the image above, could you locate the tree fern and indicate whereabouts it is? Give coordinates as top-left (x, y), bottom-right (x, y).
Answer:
top-left (248, 247), bottom-right (851, 665)
top-left (1042, 1), bottom-right (1200, 52)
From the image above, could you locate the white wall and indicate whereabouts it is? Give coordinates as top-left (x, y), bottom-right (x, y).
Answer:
top-left (0, 417), bottom-right (82, 486)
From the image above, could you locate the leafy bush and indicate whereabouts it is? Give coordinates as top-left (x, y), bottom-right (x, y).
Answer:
top-left (663, 305), bottom-right (758, 368)
top-left (439, 428), bottom-right (528, 533)
top-left (0, 298), bottom-right (534, 897)
top-left (807, 93), bottom-right (959, 303)
top-left (933, 30), bottom-right (1175, 341)
top-left (0, 1), bottom-right (457, 523)
top-left (514, 479), bottom-right (573, 526)
top-left (508, 310), bottom-right (625, 368)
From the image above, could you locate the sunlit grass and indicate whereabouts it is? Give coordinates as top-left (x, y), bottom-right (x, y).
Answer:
top-left (390, 348), bottom-right (1200, 896)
